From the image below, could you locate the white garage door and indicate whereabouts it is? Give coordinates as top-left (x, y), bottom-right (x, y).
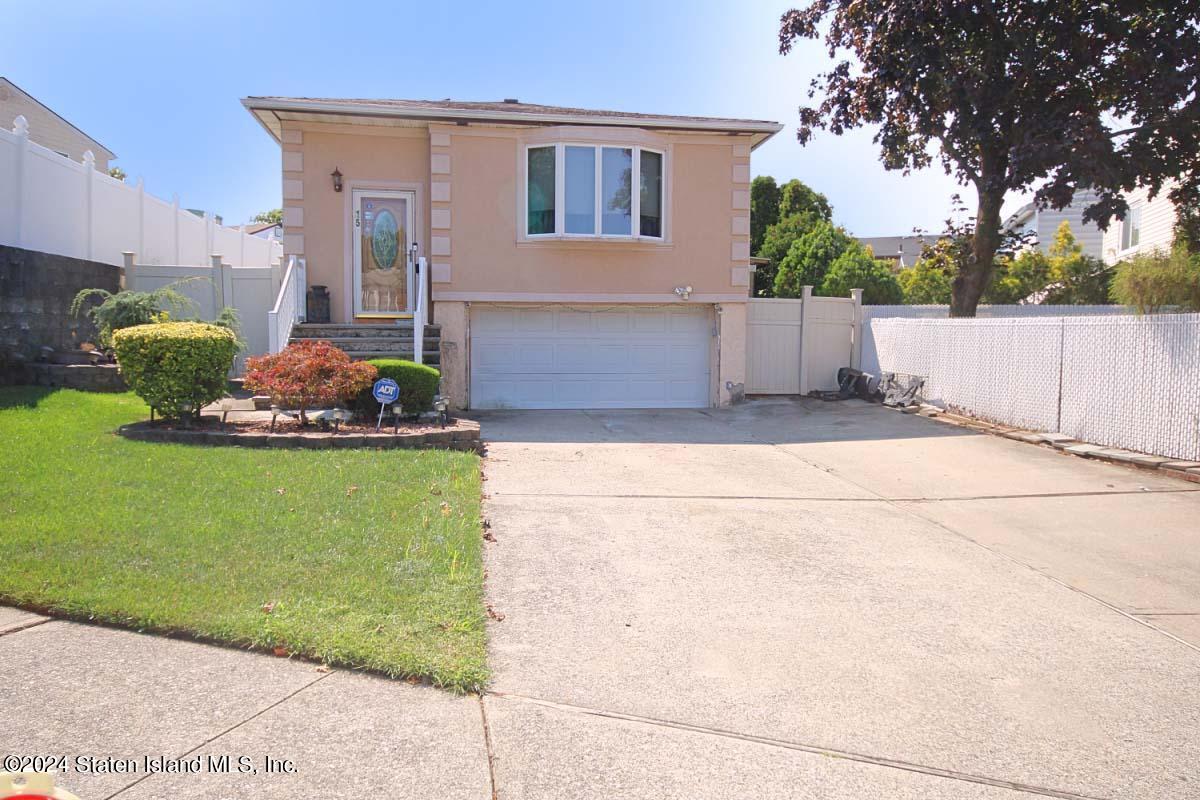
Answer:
top-left (470, 305), bottom-right (712, 409)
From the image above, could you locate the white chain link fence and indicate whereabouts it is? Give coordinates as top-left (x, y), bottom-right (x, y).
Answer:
top-left (867, 313), bottom-right (1200, 461)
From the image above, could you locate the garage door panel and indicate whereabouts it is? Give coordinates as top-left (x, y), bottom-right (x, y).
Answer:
top-left (474, 341), bottom-right (517, 369)
top-left (518, 342), bottom-right (555, 369)
top-left (557, 310), bottom-right (594, 334)
top-left (471, 306), bottom-right (711, 409)
top-left (629, 344), bottom-right (669, 372)
top-left (472, 309), bottom-right (516, 333)
top-left (670, 342), bottom-right (711, 372)
top-left (669, 378), bottom-right (710, 402)
top-left (631, 310), bottom-right (668, 333)
top-left (671, 309), bottom-right (712, 334)
top-left (516, 309), bottom-right (555, 332)
top-left (594, 312), bottom-right (630, 334)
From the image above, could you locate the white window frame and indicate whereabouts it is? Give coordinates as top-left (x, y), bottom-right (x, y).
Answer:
top-left (523, 142), bottom-right (666, 241)
top-left (1119, 203), bottom-right (1143, 254)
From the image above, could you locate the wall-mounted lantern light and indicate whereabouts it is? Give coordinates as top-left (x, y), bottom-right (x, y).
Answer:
top-left (331, 167), bottom-right (343, 193)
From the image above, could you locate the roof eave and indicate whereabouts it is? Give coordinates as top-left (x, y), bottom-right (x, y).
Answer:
top-left (241, 97), bottom-right (783, 147)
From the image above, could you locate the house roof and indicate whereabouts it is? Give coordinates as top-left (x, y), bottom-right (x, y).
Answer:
top-left (857, 235), bottom-right (933, 267)
top-left (0, 77), bottom-right (116, 161)
top-left (1004, 202), bottom-right (1037, 231)
top-left (242, 96), bottom-right (783, 149)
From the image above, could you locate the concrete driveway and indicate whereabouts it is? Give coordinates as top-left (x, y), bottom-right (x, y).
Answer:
top-left (481, 398), bottom-right (1200, 799)
top-left (2, 398), bottom-right (1197, 799)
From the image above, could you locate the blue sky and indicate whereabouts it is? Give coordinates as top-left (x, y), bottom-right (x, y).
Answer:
top-left (4, 0), bottom-right (1023, 236)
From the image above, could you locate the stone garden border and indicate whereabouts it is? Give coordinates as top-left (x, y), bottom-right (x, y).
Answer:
top-left (117, 418), bottom-right (481, 452)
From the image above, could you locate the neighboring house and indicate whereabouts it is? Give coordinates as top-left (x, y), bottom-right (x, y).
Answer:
top-left (856, 235), bottom-right (933, 270)
top-left (1100, 185), bottom-right (1178, 265)
top-left (0, 77), bottom-right (116, 170)
top-left (1003, 190), bottom-right (1103, 258)
top-left (247, 221), bottom-right (283, 241)
top-left (243, 96), bottom-right (781, 410)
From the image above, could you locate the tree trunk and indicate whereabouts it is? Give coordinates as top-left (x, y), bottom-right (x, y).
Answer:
top-left (951, 184), bottom-right (1006, 317)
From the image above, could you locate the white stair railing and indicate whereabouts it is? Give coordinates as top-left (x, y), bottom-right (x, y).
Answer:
top-left (268, 256), bottom-right (306, 353)
top-left (413, 256), bottom-right (429, 365)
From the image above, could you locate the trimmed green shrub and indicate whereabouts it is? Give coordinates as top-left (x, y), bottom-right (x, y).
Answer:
top-left (358, 358), bottom-right (441, 415)
top-left (112, 322), bottom-right (239, 421)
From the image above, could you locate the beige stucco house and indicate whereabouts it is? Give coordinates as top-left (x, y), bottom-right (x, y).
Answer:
top-left (0, 77), bottom-right (115, 170)
top-left (243, 96), bottom-right (780, 409)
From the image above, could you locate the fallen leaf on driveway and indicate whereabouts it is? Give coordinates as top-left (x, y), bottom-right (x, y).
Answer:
top-left (316, 664), bottom-right (332, 674)
top-left (272, 646), bottom-right (289, 657)
top-left (487, 604), bottom-right (506, 622)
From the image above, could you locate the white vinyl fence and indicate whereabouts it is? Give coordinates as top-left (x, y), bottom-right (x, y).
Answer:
top-left (869, 313), bottom-right (1200, 461)
top-left (860, 304), bottom-right (1134, 378)
top-left (0, 115), bottom-right (281, 268)
top-left (746, 288), bottom-right (862, 394)
top-left (126, 254), bottom-right (280, 374)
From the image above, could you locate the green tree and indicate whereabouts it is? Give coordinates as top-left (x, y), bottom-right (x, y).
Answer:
top-left (1110, 245), bottom-right (1200, 314)
top-left (778, 179), bottom-right (832, 221)
top-left (779, 2), bottom-right (1200, 316)
top-left (985, 223), bottom-right (1112, 304)
top-left (1041, 222), bottom-right (1113, 304)
top-left (897, 243), bottom-right (954, 304)
top-left (750, 176), bottom-right (781, 256)
top-left (772, 218), bottom-right (853, 297)
top-left (754, 212), bottom-right (814, 296)
top-left (986, 251), bottom-right (1050, 304)
top-left (253, 208), bottom-right (283, 225)
top-left (820, 245), bottom-right (904, 304)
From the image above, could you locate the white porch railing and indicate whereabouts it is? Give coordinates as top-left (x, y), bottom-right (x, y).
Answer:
top-left (413, 256), bottom-right (429, 364)
top-left (268, 256), bottom-right (306, 353)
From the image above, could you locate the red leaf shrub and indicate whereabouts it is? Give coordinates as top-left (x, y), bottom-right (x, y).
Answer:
top-left (244, 341), bottom-right (377, 424)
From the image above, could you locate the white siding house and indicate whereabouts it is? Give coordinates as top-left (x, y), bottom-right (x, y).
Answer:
top-left (1101, 185), bottom-right (1178, 265)
top-left (1004, 190), bottom-right (1104, 258)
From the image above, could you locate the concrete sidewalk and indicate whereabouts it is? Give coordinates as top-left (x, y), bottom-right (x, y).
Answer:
top-left (3, 398), bottom-right (1198, 799)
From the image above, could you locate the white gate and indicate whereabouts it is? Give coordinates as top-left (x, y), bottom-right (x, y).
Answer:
top-left (125, 253), bottom-right (279, 374)
top-left (745, 287), bottom-right (862, 394)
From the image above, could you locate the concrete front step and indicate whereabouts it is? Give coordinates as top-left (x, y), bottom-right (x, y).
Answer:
top-left (287, 336), bottom-right (441, 351)
top-left (340, 351), bottom-right (441, 364)
top-left (293, 323), bottom-right (440, 338)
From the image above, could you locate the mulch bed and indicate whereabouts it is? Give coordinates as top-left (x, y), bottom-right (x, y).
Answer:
top-left (117, 415), bottom-right (481, 452)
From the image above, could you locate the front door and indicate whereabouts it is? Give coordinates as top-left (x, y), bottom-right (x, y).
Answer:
top-left (353, 189), bottom-right (415, 317)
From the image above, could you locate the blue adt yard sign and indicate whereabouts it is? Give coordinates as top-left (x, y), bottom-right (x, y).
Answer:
top-left (373, 378), bottom-right (400, 431)
top-left (372, 378), bottom-right (399, 404)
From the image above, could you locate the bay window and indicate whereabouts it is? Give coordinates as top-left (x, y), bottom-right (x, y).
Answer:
top-left (526, 143), bottom-right (665, 239)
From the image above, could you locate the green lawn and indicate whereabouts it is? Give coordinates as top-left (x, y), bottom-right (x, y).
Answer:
top-left (0, 387), bottom-right (487, 691)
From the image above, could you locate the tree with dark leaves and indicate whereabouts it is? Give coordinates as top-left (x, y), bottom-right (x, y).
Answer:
top-left (779, 1), bottom-right (1200, 316)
